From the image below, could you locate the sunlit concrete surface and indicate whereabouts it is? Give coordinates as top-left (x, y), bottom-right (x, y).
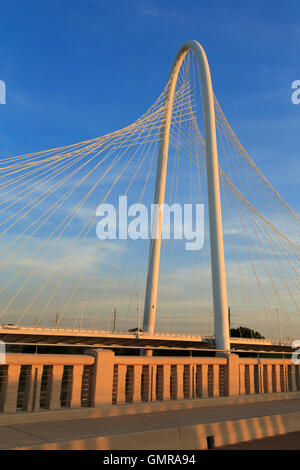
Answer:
top-left (217, 431), bottom-right (300, 450)
top-left (1, 397), bottom-right (299, 450)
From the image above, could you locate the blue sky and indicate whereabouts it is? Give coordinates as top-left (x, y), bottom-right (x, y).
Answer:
top-left (0, 0), bottom-right (299, 335)
top-left (0, 0), bottom-right (299, 208)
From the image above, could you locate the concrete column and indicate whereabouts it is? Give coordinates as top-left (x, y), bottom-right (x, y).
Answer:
top-left (27, 365), bottom-right (43, 412)
top-left (3, 365), bottom-right (21, 413)
top-left (213, 364), bottom-right (219, 397)
top-left (267, 364), bottom-right (273, 393)
top-left (133, 365), bottom-right (143, 403)
top-left (283, 366), bottom-right (288, 392)
top-left (189, 366), bottom-right (194, 399)
top-left (227, 354), bottom-right (239, 396)
top-left (275, 365), bottom-right (281, 392)
top-left (21, 366), bottom-right (33, 411)
top-left (258, 365), bottom-right (263, 394)
top-left (262, 365), bottom-right (267, 394)
top-left (249, 365), bottom-right (255, 395)
top-left (195, 366), bottom-right (202, 397)
top-left (191, 365), bottom-right (194, 398)
top-left (202, 364), bottom-right (208, 398)
top-left (151, 366), bottom-right (157, 401)
top-left (48, 365), bottom-right (64, 410)
top-left (163, 364), bottom-right (171, 401)
top-left (117, 365), bottom-right (127, 404)
top-left (291, 365), bottom-right (297, 391)
top-left (88, 349), bottom-right (114, 407)
top-left (177, 365), bottom-right (184, 400)
top-left (70, 365), bottom-right (84, 408)
top-left (239, 364), bottom-right (245, 395)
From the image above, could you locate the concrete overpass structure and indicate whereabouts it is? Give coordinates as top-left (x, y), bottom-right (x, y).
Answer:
top-left (0, 325), bottom-right (294, 353)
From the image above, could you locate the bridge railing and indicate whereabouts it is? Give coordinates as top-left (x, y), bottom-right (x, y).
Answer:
top-left (111, 356), bottom-right (228, 404)
top-left (0, 351), bottom-right (299, 415)
top-left (0, 325), bottom-right (207, 340)
top-left (0, 353), bottom-right (95, 413)
top-left (238, 358), bottom-right (299, 395)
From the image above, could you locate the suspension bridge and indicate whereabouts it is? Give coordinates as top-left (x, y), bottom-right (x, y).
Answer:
top-left (0, 40), bottom-right (299, 352)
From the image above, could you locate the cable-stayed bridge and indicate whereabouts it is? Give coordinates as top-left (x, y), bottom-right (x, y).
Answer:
top-left (0, 42), bottom-right (299, 450)
top-left (0, 40), bottom-right (299, 352)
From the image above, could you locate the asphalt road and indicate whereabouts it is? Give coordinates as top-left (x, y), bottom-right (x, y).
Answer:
top-left (217, 431), bottom-right (300, 449)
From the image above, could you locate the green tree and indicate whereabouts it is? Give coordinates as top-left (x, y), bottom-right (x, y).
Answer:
top-left (230, 326), bottom-right (265, 339)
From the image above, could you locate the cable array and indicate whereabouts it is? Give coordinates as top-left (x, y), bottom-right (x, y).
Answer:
top-left (0, 50), bottom-right (298, 340)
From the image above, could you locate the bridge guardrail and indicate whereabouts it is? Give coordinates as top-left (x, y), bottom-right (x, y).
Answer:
top-left (0, 351), bottom-right (299, 415)
top-left (0, 353), bottom-right (94, 413)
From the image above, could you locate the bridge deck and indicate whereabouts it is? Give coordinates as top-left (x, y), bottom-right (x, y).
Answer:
top-left (0, 325), bottom-right (293, 352)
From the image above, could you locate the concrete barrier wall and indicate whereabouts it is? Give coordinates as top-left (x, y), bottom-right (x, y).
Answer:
top-left (0, 353), bottom-right (95, 413)
top-left (0, 351), bottom-right (299, 415)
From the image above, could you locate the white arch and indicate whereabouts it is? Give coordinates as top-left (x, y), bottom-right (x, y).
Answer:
top-left (143, 40), bottom-right (230, 352)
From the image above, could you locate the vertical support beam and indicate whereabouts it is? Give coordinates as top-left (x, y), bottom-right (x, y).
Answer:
top-left (267, 364), bottom-right (273, 393)
top-left (117, 365), bottom-right (127, 404)
top-left (213, 364), bottom-right (219, 397)
top-left (143, 41), bottom-right (230, 353)
top-left (283, 365), bottom-right (287, 392)
top-left (291, 365), bottom-right (297, 392)
top-left (3, 365), bottom-right (20, 413)
top-left (239, 364), bottom-right (245, 395)
top-left (21, 366), bottom-right (33, 411)
top-left (249, 365), bottom-right (255, 395)
top-left (202, 364), bottom-right (208, 398)
top-left (186, 365), bottom-right (192, 399)
top-left (151, 366), bottom-right (157, 401)
top-left (133, 365), bottom-right (143, 403)
top-left (70, 365), bottom-right (84, 409)
top-left (286, 365), bottom-right (290, 391)
top-left (162, 364), bottom-right (170, 401)
top-left (227, 354), bottom-right (239, 396)
top-left (48, 365), bottom-right (64, 410)
top-left (275, 365), bottom-right (281, 393)
top-left (88, 349), bottom-right (114, 407)
top-left (28, 365), bottom-right (43, 412)
top-left (195, 366), bottom-right (202, 398)
top-left (258, 364), bottom-right (263, 394)
top-left (177, 364), bottom-right (184, 400)
top-left (190, 365), bottom-right (195, 399)
top-left (296, 366), bottom-right (300, 390)
top-left (143, 56), bottom-right (182, 337)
